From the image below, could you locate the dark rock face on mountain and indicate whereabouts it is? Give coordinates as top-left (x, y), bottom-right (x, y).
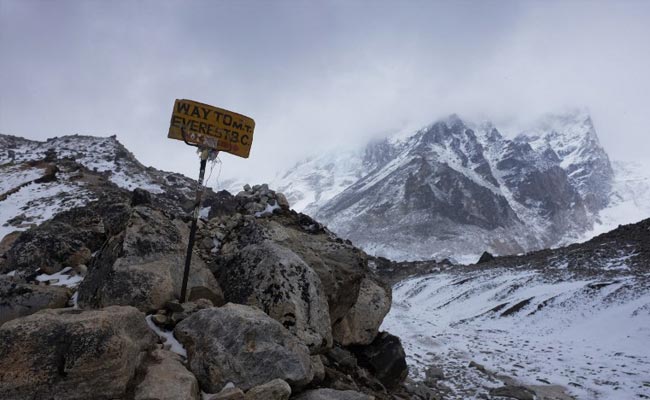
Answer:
top-left (306, 111), bottom-right (613, 261)
top-left (516, 112), bottom-right (614, 212)
top-left (0, 134), bottom-right (410, 400)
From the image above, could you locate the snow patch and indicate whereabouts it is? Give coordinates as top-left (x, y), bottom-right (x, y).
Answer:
top-left (35, 267), bottom-right (83, 288)
top-left (145, 315), bottom-right (187, 358)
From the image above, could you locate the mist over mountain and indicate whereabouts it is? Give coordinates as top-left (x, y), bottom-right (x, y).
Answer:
top-left (271, 109), bottom-right (648, 263)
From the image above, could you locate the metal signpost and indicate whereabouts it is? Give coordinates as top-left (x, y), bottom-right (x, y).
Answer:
top-left (168, 99), bottom-right (255, 302)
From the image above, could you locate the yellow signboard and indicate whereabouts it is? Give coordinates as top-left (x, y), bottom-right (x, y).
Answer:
top-left (168, 99), bottom-right (255, 158)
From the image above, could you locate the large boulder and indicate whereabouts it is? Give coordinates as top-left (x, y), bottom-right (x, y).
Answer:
top-left (352, 332), bottom-right (408, 390)
top-left (174, 303), bottom-right (313, 392)
top-left (213, 212), bottom-right (368, 340)
top-left (0, 277), bottom-right (70, 324)
top-left (332, 277), bottom-right (391, 346)
top-left (293, 389), bottom-right (374, 400)
top-left (259, 217), bottom-right (367, 325)
top-left (78, 206), bottom-right (222, 312)
top-left (0, 306), bottom-right (155, 400)
top-left (134, 349), bottom-right (200, 400)
top-left (217, 240), bottom-right (332, 352)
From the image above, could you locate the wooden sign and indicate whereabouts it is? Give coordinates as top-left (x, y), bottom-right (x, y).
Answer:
top-left (168, 99), bottom-right (255, 158)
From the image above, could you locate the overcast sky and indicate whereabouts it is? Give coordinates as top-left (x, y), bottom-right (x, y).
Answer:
top-left (1, 0), bottom-right (649, 186)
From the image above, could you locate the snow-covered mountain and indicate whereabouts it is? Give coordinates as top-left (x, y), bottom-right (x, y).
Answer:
top-left (381, 218), bottom-right (650, 399)
top-left (275, 110), bottom-right (628, 262)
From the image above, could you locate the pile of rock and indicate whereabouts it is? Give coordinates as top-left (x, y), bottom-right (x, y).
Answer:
top-left (235, 183), bottom-right (289, 215)
top-left (0, 185), bottom-right (413, 400)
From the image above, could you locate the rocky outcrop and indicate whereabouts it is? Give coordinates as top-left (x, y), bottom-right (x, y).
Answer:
top-left (77, 205), bottom-right (222, 312)
top-left (2, 199), bottom-right (127, 275)
top-left (0, 277), bottom-right (70, 324)
top-left (134, 349), bottom-right (200, 400)
top-left (174, 303), bottom-right (313, 392)
top-left (0, 306), bottom-right (155, 400)
top-left (209, 206), bottom-right (385, 353)
top-left (1, 131), bottom-right (410, 400)
top-left (477, 251), bottom-right (495, 264)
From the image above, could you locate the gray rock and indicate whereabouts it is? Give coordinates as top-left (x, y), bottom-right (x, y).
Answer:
top-left (0, 306), bottom-right (155, 400)
top-left (0, 231), bottom-right (21, 258)
top-left (244, 379), bottom-right (291, 400)
top-left (78, 206), bottom-right (222, 312)
top-left (131, 188), bottom-right (153, 206)
top-left (216, 216), bottom-right (367, 333)
top-left (189, 285), bottom-right (224, 306)
top-left (174, 303), bottom-right (313, 392)
top-left (311, 355), bottom-right (326, 383)
top-left (135, 349), bottom-right (199, 400)
top-left (275, 192), bottom-right (290, 208)
top-left (489, 385), bottom-right (535, 400)
top-left (327, 346), bottom-right (358, 371)
top-left (217, 240), bottom-right (332, 353)
top-left (332, 277), bottom-right (391, 346)
top-left (293, 389), bottom-right (374, 400)
top-left (424, 365), bottom-right (445, 381)
top-left (353, 332), bottom-right (408, 390)
top-left (208, 387), bottom-right (245, 400)
top-left (0, 277), bottom-right (70, 324)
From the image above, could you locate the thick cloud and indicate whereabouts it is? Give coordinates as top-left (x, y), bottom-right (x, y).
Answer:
top-left (1, 0), bottom-right (648, 184)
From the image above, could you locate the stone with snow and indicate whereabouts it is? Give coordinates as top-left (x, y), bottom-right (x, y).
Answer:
top-left (208, 387), bottom-right (245, 400)
top-left (174, 303), bottom-right (313, 393)
top-left (0, 277), bottom-right (70, 324)
top-left (2, 201), bottom-right (120, 275)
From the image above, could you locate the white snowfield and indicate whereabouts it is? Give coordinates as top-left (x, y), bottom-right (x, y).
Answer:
top-left (383, 263), bottom-right (650, 399)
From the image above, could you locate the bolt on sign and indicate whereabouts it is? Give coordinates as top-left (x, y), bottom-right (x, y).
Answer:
top-left (168, 99), bottom-right (255, 158)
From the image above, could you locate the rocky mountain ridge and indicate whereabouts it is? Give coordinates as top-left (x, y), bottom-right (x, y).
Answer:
top-left (273, 110), bottom-right (616, 263)
top-left (0, 134), bottom-right (416, 400)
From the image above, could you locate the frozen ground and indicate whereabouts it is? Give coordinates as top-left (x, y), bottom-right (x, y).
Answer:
top-left (383, 264), bottom-right (650, 399)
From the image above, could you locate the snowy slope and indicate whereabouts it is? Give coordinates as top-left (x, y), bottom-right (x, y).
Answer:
top-left (382, 219), bottom-right (650, 399)
top-left (270, 148), bottom-right (366, 214)
top-left (1, 134), bottom-right (201, 239)
top-left (574, 160), bottom-right (650, 242)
